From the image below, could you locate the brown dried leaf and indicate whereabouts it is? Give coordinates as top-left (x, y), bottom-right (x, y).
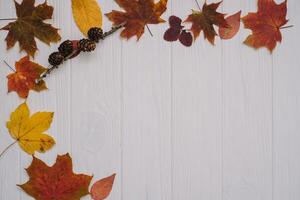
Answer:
top-left (106, 0), bottom-right (168, 39)
top-left (1, 0), bottom-right (61, 57)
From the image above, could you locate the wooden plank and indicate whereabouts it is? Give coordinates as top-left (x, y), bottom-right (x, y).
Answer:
top-left (120, 8), bottom-right (172, 200)
top-left (222, 1), bottom-right (273, 200)
top-left (172, 0), bottom-right (222, 199)
top-left (70, 0), bottom-right (122, 199)
top-left (273, 0), bottom-right (300, 199)
top-left (0, 0), bottom-right (300, 199)
top-left (0, 2), bottom-right (22, 194)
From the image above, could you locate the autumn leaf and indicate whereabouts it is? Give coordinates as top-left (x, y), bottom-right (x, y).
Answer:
top-left (72, 0), bottom-right (102, 36)
top-left (6, 102), bottom-right (55, 155)
top-left (19, 154), bottom-right (92, 200)
top-left (242, 0), bottom-right (288, 52)
top-left (7, 56), bottom-right (47, 99)
top-left (185, 1), bottom-right (228, 44)
top-left (106, 0), bottom-right (168, 39)
top-left (219, 11), bottom-right (241, 40)
top-left (164, 15), bottom-right (193, 47)
top-left (91, 174), bottom-right (116, 200)
top-left (1, 0), bottom-right (61, 57)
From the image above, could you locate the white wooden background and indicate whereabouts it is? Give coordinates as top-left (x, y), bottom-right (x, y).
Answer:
top-left (0, 0), bottom-right (299, 199)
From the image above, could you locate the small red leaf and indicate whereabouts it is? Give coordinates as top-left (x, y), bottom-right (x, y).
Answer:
top-left (91, 173), bottom-right (116, 200)
top-left (169, 15), bottom-right (183, 29)
top-left (164, 28), bottom-right (181, 41)
top-left (179, 30), bottom-right (193, 47)
top-left (219, 11), bottom-right (241, 39)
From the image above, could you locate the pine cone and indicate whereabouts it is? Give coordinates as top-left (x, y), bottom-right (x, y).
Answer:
top-left (58, 40), bottom-right (74, 57)
top-left (78, 39), bottom-right (96, 52)
top-left (88, 27), bottom-right (104, 42)
top-left (48, 52), bottom-right (64, 66)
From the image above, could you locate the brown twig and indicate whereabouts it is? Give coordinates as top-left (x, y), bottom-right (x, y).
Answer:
top-left (0, 18), bottom-right (17, 21)
top-left (37, 51), bottom-right (79, 83)
top-left (36, 24), bottom-right (124, 83)
top-left (103, 23), bottom-right (124, 38)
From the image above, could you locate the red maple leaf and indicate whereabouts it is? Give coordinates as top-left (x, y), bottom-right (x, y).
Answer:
top-left (106, 0), bottom-right (168, 39)
top-left (185, 1), bottom-right (228, 44)
top-left (19, 154), bottom-right (92, 200)
top-left (242, 0), bottom-right (289, 52)
top-left (7, 56), bottom-right (47, 98)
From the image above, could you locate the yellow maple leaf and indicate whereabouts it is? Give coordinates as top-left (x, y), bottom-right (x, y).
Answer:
top-left (6, 102), bottom-right (55, 155)
top-left (72, 0), bottom-right (102, 36)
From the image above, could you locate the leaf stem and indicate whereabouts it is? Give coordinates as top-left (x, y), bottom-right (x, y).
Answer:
top-left (146, 25), bottom-right (153, 37)
top-left (3, 60), bottom-right (15, 72)
top-left (0, 18), bottom-right (17, 21)
top-left (0, 141), bottom-right (17, 159)
top-left (194, 0), bottom-right (201, 10)
top-left (280, 25), bottom-right (294, 29)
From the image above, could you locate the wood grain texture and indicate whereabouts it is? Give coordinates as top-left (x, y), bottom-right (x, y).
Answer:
top-left (273, 0), bottom-right (300, 199)
top-left (70, 0), bottom-right (122, 199)
top-left (121, 10), bottom-right (172, 200)
top-left (0, 2), bottom-right (22, 199)
top-left (222, 1), bottom-right (273, 200)
top-left (0, 0), bottom-right (299, 200)
top-left (172, 0), bottom-right (223, 199)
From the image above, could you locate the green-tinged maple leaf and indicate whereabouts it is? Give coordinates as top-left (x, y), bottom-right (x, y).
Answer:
top-left (19, 154), bottom-right (92, 200)
top-left (1, 0), bottom-right (61, 57)
top-left (185, 1), bottom-right (228, 44)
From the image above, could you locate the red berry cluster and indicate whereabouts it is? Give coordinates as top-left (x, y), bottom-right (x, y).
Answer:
top-left (164, 16), bottom-right (193, 47)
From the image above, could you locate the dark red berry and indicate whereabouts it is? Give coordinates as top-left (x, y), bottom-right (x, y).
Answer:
top-left (169, 15), bottom-right (183, 30)
top-left (179, 30), bottom-right (193, 47)
top-left (164, 28), bottom-right (181, 42)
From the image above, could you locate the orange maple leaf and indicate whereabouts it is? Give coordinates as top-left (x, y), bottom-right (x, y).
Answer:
top-left (242, 0), bottom-right (288, 52)
top-left (106, 0), bottom-right (168, 39)
top-left (19, 154), bottom-right (93, 200)
top-left (7, 56), bottom-right (47, 99)
top-left (185, 1), bottom-right (228, 45)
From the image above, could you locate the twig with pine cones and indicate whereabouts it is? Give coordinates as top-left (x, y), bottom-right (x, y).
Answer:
top-left (37, 24), bottom-right (124, 83)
